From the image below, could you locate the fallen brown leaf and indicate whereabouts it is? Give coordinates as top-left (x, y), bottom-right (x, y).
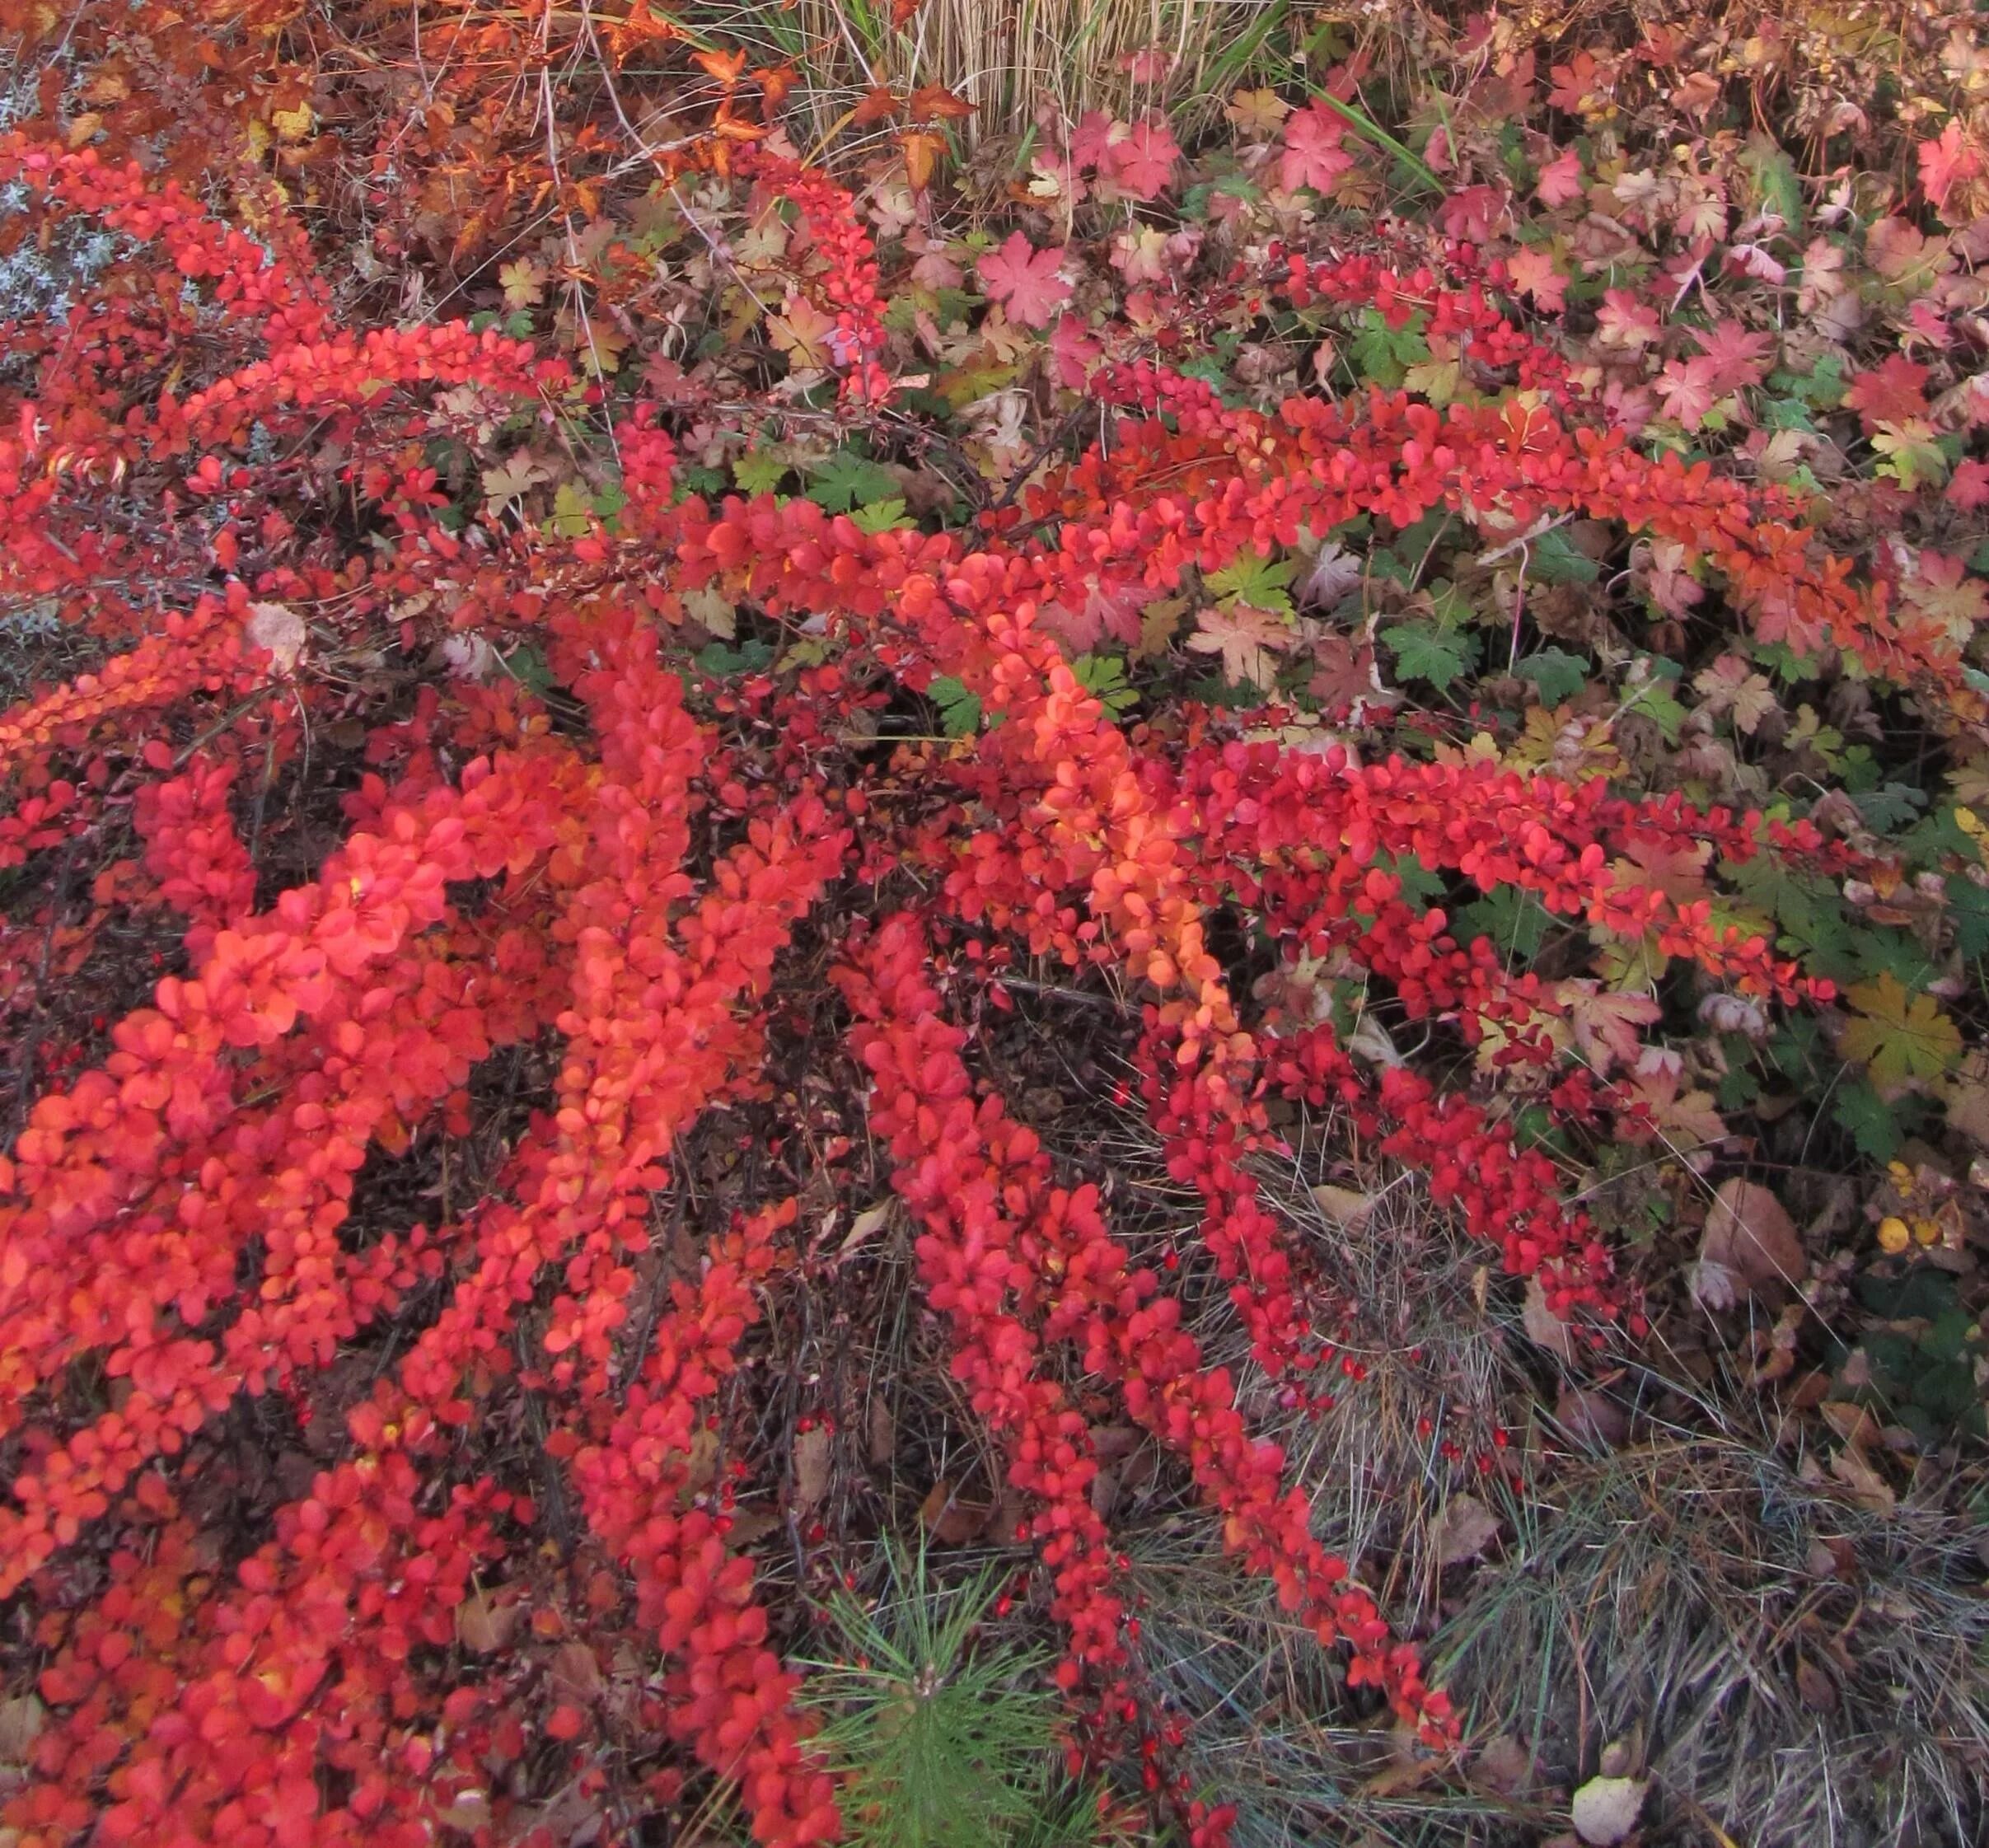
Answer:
top-left (1699, 1177), bottom-right (1806, 1295)
top-left (792, 1425), bottom-right (832, 1512)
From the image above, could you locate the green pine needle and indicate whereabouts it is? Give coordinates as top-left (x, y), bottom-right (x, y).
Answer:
top-left (799, 1542), bottom-right (1092, 1848)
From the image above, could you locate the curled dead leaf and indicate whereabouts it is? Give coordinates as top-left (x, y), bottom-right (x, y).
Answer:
top-left (1311, 1182), bottom-right (1376, 1230)
top-left (0, 1693), bottom-right (44, 1764)
top-left (1797, 1657), bottom-right (1838, 1711)
top-left (867, 1395), bottom-right (895, 1466)
top-left (456, 1588), bottom-right (521, 1654)
top-left (1434, 1492), bottom-right (1502, 1565)
top-left (550, 1641), bottom-right (603, 1698)
top-left (1471, 1732), bottom-right (1533, 1796)
top-left (1698, 1177), bottom-right (1805, 1296)
top-left (917, 1476), bottom-right (989, 1544)
top-left (1523, 1275), bottom-right (1576, 1361)
top-left (1570, 1773), bottom-right (1649, 1846)
top-left (792, 1425), bottom-right (832, 1512)
top-left (246, 601), bottom-right (307, 675)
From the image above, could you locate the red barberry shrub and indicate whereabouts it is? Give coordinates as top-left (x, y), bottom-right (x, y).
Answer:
top-left (2, 6), bottom-right (1983, 1843)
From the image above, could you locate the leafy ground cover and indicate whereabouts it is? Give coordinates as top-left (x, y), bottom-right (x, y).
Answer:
top-left (2, 1), bottom-right (1989, 1844)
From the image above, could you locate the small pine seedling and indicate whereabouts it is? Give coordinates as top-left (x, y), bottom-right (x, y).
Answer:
top-left (800, 1541), bottom-right (1094, 1848)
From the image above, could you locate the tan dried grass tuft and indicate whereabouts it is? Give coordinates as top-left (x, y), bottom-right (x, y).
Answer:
top-left (690, 0), bottom-right (1293, 147)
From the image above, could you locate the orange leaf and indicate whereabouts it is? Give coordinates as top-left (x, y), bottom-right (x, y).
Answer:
top-left (753, 64), bottom-right (797, 111)
top-left (693, 46), bottom-right (747, 88)
top-left (897, 129), bottom-right (948, 194)
top-left (907, 84), bottom-right (975, 124)
top-left (853, 86), bottom-right (903, 126)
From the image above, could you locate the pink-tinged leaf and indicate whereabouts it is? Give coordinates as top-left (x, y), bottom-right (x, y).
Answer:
top-left (1594, 288), bottom-right (1661, 351)
top-left (1655, 354), bottom-right (1719, 430)
top-left (1950, 374), bottom-right (1989, 428)
top-left (1535, 147), bottom-right (1584, 206)
top-left (1899, 549), bottom-right (1989, 643)
top-left (1037, 573), bottom-right (1144, 653)
top-left (1505, 245), bottom-right (1567, 311)
top-left (1278, 101), bottom-right (1354, 194)
top-left (977, 232), bottom-right (1072, 329)
top-left (1796, 237), bottom-right (1846, 317)
top-left (1561, 981), bottom-right (1662, 1075)
top-left (1865, 216), bottom-right (1954, 289)
top-left (1438, 185), bottom-right (1509, 245)
top-left (1919, 119), bottom-right (1984, 220)
top-left (909, 246), bottom-right (964, 290)
top-left (1100, 115), bottom-right (1179, 199)
top-left (1636, 537), bottom-right (1704, 620)
top-left (1069, 110), bottom-right (1120, 171)
top-left (1905, 299), bottom-right (1957, 350)
top-left (1187, 601), bottom-right (1295, 690)
top-left (1947, 457), bottom-right (1989, 512)
top-left (1601, 376), bottom-right (1656, 438)
top-left (1049, 313), bottom-right (1102, 390)
top-left (1724, 241), bottom-right (1785, 284)
top-left (1843, 353), bottom-right (1931, 435)
top-left (1689, 318), bottom-right (1774, 395)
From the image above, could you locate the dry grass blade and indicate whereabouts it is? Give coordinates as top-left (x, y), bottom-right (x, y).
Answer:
top-left (687, 0), bottom-right (1293, 145)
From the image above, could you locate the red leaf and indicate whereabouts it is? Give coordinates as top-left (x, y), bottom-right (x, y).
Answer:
top-left (976, 232), bottom-right (1072, 329)
top-left (1688, 318), bottom-right (1773, 395)
top-left (1947, 458), bottom-right (1989, 512)
top-left (1843, 353), bottom-right (1930, 436)
top-left (1437, 185), bottom-right (1509, 245)
top-left (1278, 102), bottom-right (1354, 194)
top-left (1655, 354), bottom-right (1719, 430)
top-left (1534, 147), bottom-right (1584, 206)
top-left (907, 84), bottom-right (975, 123)
top-left (1919, 119), bottom-right (1984, 221)
top-left (1100, 115), bottom-right (1179, 199)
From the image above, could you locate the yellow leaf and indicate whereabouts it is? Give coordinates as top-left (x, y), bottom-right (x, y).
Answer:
top-left (1402, 357), bottom-right (1462, 405)
top-left (1841, 971), bottom-right (1961, 1092)
top-left (498, 260), bottom-right (545, 311)
top-left (768, 292), bottom-right (839, 372)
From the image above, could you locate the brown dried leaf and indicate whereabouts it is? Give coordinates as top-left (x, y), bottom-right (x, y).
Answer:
top-left (1828, 1441), bottom-right (1896, 1514)
top-left (456, 1588), bottom-right (521, 1654)
top-left (867, 1396), bottom-right (896, 1467)
top-left (1471, 1733), bottom-right (1533, 1796)
top-left (917, 1477), bottom-right (989, 1544)
top-left (1312, 1183), bottom-right (1377, 1231)
top-left (792, 1425), bottom-right (833, 1512)
top-left (1797, 1658), bottom-right (1838, 1711)
top-left (246, 601), bottom-right (307, 675)
top-left (1699, 1177), bottom-right (1805, 1294)
top-left (1434, 1492), bottom-right (1502, 1565)
top-left (1523, 1275), bottom-right (1576, 1361)
top-left (0, 1693), bottom-right (44, 1764)
top-left (551, 1642), bottom-right (603, 1698)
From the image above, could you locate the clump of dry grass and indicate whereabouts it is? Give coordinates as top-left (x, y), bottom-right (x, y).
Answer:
top-left (1432, 1435), bottom-right (1989, 1848)
top-left (1128, 1427), bottom-right (1989, 1846)
top-left (1115, 1139), bottom-right (1989, 1846)
top-left (688, 0), bottom-right (1294, 147)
